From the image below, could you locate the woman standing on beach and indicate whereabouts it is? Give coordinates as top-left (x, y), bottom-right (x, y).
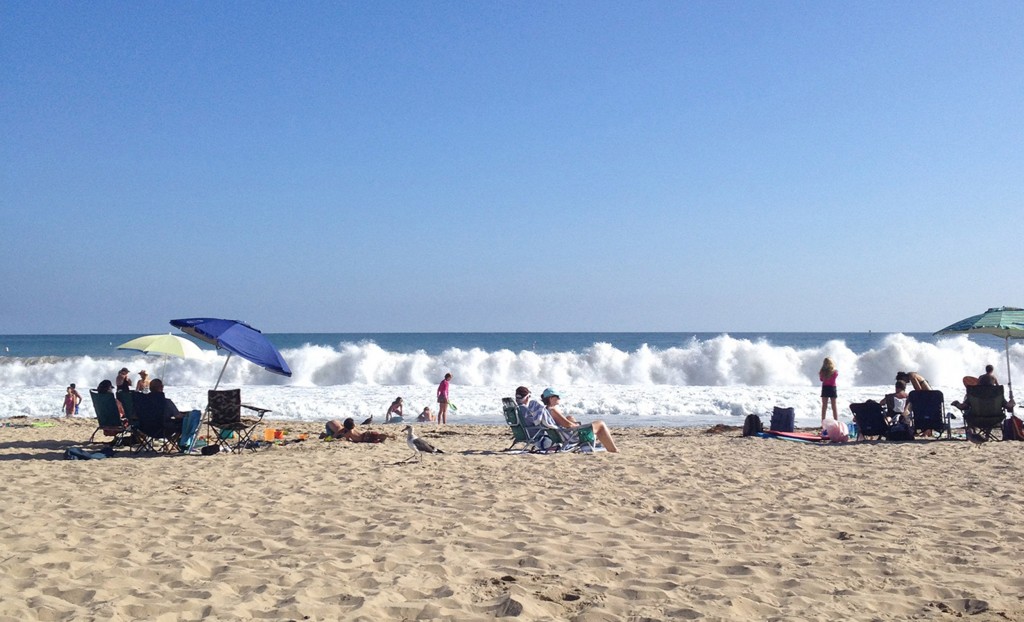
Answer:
top-left (115, 368), bottom-right (132, 393)
top-left (136, 370), bottom-right (150, 393)
top-left (436, 372), bottom-right (452, 424)
top-left (819, 357), bottom-right (838, 424)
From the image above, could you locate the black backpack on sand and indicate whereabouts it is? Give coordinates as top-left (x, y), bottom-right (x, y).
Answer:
top-left (886, 421), bottom-right (914, 441)
top-left (742, 414), bottom-right (764, 437)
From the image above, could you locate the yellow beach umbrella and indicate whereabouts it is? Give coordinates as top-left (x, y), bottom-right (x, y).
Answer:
top-left (117, 333), bottom-right (205, 378)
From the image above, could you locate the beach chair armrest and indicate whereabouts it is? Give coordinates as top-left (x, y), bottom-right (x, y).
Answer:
top-left (241, 404), bottom-right (271, 417)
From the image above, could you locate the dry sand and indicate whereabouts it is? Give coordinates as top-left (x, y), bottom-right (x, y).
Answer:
top-left (1, 417), bottom-right (1022, 621)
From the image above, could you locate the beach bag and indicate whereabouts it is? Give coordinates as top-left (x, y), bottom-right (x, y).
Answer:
top-left (1002, 414), bottom-right (1024, 441)
top-left (886, 422), bottom-right (913, 441)
top-left (770, 407), bottom-right (795, 432)
top-left (742, 414), bottom-right (763, 437)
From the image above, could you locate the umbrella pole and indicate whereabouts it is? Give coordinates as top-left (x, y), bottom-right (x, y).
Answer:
top-left (213, 353), bottom-right (232, 391)
top-left (1006, 336), bottom-right (1014, 401)
top-left (206, 352), bottom-right (233, 449)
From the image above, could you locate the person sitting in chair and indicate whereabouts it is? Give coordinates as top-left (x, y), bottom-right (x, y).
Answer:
top-left (978, 364), bottom-right (999, 387)
top-left (541, 387), bottom-right (618, 453)
top-left (880, 380), bottom-right (910, 425)
top-left (148, 378), bottom-right (184, 435)
top-left (96, 379), bottom-right (127, 424)
top-left (952, 378), bottom-right (1016, 414)
top-left (515, 386), bottom-right (619, 453)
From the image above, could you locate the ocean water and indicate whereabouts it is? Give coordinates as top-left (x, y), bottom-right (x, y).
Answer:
top-left (1, 332), bottom-right (1019, 428)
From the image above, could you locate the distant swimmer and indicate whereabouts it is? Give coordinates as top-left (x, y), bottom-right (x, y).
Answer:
top-left (385, 397), bottom-right (404, 423)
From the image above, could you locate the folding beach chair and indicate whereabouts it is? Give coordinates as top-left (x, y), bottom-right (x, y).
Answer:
top-left (206, 389), bottom-right (271, 453)
top-left (501, 397), bottom-right (561, 452)
top-left (502, 397), bottom-right (533, 450)
top-left (525, 407), bottom-right (604, 453)
top-left (964, 385), bottom-right (1008, 441)
top-left (849, 401), bottom-right (889, 440)
top-left (117, 389), bottom-right (135, 426)
top-left (173, 409), bottom-right (202, 452)
top-left (554, 423), bottom-right (600, 453)
top-left (87, 390), bottom-right (131, 445)
top-left (907, 390), bottom-right (947, 439)
top-left (131, 391), bottom-right (176, 453)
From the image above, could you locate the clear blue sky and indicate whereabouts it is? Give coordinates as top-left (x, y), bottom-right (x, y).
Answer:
top-left (2, 1), bottom-right (1022, 334)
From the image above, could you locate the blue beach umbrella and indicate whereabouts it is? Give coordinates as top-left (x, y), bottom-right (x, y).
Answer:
top-left (934, 306), bottom-right (1024, 399)
top-left (169, 318), bottom-right (292, 389)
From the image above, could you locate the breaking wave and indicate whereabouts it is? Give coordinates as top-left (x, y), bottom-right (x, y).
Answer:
top-left (2, 333), bottom-right (1018, 389)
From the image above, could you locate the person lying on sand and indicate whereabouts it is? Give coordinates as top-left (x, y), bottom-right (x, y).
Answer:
top-left (324, 418), bottom-right (394, 443)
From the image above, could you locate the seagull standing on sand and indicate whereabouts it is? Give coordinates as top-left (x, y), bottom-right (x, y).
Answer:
top-left (965, 429), bottom-right (987, 447)
top-left (403, 425), bottom-right (444, 462)
top-left (361, 414), bottom-right (373, 426)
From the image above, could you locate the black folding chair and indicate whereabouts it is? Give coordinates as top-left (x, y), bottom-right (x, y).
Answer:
top-left (908, 390), bottom-right (947, 439)
top-left (131, 392), bottom-right (177, 453)
top-left (206, 389), bottom-right (271, 453)
top-left (849, 401), bottom-right (889, 440)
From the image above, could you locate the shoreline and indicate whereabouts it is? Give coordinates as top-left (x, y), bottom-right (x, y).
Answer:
top-left (1, 418), bottom-right (1021, 620)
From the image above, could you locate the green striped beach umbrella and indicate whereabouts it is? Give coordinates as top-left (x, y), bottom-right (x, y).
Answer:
top-left (935, 306), bottom-right (1024, 399)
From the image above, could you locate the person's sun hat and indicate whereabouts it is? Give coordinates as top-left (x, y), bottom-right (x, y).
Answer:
top-left (541, 388), bottom-right (560, 400)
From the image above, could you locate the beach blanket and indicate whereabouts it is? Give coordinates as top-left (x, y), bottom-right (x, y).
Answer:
top-left (64, 446), bottom-right (115, 460)
top-left (756, 431), bottom-right (824, 444)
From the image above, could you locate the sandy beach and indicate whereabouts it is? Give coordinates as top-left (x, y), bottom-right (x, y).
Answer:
top-left (1, 417), bottom-right (1021, 621)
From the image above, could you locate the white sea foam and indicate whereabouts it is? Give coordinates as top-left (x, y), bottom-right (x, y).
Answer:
top-left (2, 334), bottom-right (1019, 427)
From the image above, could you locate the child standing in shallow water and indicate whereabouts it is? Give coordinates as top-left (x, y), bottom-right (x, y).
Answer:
top-left (819, 357), bottom-right (838, 424)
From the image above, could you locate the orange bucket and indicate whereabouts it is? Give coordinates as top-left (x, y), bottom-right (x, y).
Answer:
top-left (274, 429), bottom-right (285, 440)
top-left (263, 429), bottom-right (276, 442)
